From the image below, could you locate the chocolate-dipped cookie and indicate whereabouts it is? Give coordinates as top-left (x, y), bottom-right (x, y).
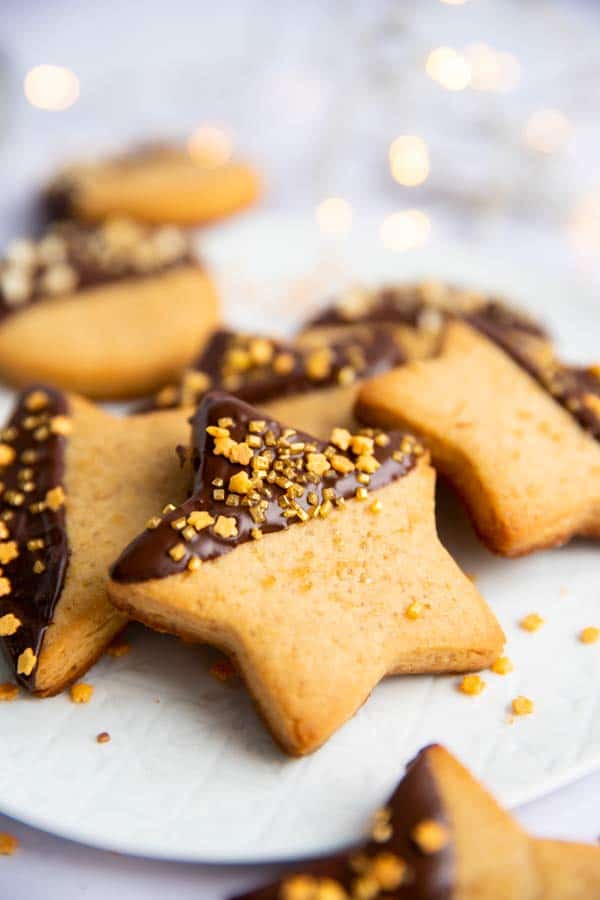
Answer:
top-left (0, 386), bottom-right (191, 695)
top-left (232, 744), bottom-right (600, 899)
top-left (43, 142), bottom-right (261, 227)
top-left (0, 220), bottom-right (219, 399)
top-left (357, 321), bottom-right (600, 556)
top-left (108, 391), bottom-right (504, 755)
top-left (141, 327), bottom-right (403, 438)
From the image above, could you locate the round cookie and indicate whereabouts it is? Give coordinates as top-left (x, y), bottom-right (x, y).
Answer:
top-left (43, 143), bottom-right (261, 227)
top-left (0, 220), bottom-right (219, 399)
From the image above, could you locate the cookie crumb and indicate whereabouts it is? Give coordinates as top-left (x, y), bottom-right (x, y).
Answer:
top-left (512, 695), bottom-right (534, 716)
top-left (106, 641), bottom-right (130, 658)
top-left (491, 656), bottom-right (513, 675)
top-left (459, 674), bottom-right (485, 695)
top-left (411, 819), bottom-right (449, 854)
top-left (520, 613), bottom-right (544, 632)
top-left (70, 683), bottom-right (94, 704)
top-left (0, 683), bottom-right (19, 702)
top-left (0, 833), bottom-right (19, 855)
top-left (96, 732), bottom-right (111, 744)
top-left (580, 626), bottom-right (599, 644)
top-left (210, 660), bottom-right (236, 682)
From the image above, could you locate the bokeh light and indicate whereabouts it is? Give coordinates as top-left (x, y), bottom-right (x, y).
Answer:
top-left (439, 0), bottom-right (468, 4)
top-left (316, 197), bottom-right (353, 236)
top-left (380, 210), bottom-right (431, 252)
top-left (426, 47), bottom-right (471, 91)
top-left (24, 65), bottom-right (80, 111)
top-left (188, 125), bottom-right (233, 168)
top-left (524, 109), bottom-right (573, 155)
top-left (389, 136), bottom-right (430, 187)
top-left (568, 191), bottom-right (600, 255)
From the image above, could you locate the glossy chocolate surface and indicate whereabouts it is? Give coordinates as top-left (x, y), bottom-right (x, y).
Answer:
top-left (0, 387), bottom-right (70, 689)
top-left (112, 391), bottom-right (420, 583)
top-left (231, 745), bottom-right (453, 900)
top-left (143, 327), bottom-right (404, 412)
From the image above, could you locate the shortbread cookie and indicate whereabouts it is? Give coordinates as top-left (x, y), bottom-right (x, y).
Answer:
top-left (109, 392), bottom-right (504, 755)
top-left (0, 386), bottom-right (190, 695)
top-left (357, 321), bottom-right (600, 556)
top-left (44, 143), bottom-right (261, 226)
top-left (142, 327), bottom-right (403, 437)
top-left (302, 281), bottom-right (551, 364)
top-left (0, 220), bottom-right (219, 399)
top-left (232, 743), bottom-right (600, 899)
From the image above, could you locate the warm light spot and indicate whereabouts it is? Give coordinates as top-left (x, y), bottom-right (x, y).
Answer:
top-left (465, 44), bottom-right (520, 93)
top-left (495, 52), bottom-right (521, 93)
top-left (569, 191), bottom-right (600, 255)
top-left (316, 197), bottom-right (353, 236)
top-left (524, 109), bottom-right (573, 155)
top-left (426, 47), bottom-right (471, 91)
top-left (439, 0), bottom-right (468, 4)
top-left (389, 136), bottom-right (430, 187)
top-left (24, 64), bottom-right (79, 111)
top-left (187, 125), bottom-right (233, 168)
top-left (380, 210), bottom-right (431, 252)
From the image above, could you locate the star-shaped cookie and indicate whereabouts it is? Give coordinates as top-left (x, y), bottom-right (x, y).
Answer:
top-left (109, 391), bottom-right (504, 755)
top-left (357, 320), bottom-right (600, 556)
top-left (231, 744), bottom-right (600, 899)
top-left (0, 386), bottom-right (191, 695)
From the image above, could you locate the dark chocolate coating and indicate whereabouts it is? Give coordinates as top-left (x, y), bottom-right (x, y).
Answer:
top-left (139, 327), bottom-right (404, 413)
top-left (111, 391), bottom-right (419, 583)
top-left (0, 387), bottom-right (70, 689)
top-left (231, 745), bottom-right (453, 900)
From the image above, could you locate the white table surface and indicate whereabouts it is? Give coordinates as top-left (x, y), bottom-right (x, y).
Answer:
top-left (0, 1), bottom-right (599, 896)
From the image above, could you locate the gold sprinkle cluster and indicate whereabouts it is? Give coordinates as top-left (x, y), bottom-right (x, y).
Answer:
top-left (0, 219), bottom-right (189, 308)
top-left (150, 417), bottom-right (421, 570)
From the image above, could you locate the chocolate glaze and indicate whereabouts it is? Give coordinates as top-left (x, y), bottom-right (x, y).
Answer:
top-left (306, 284), bottom-right (548, 339)
top-left (0, 387), bottom-right (70, 689)
top-left (231, 745), bottom-right (453, 900)
top-left (111, 391), bottom-right (420, 583)
top-left (0, 221), bottom-right (196, 324)
top-left (140, 327), bottom-right (404, 413)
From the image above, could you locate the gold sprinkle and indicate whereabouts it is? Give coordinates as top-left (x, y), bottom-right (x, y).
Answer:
top-left (230, 442), bottom-right (253, 464)
top-left (217, 417), bottom-right (234, 428)
top-left (170, 516), bottom-right (187, 531)
top-left (0, 576), bottom-right (11, 596)
top-left (33, 426), bottom-right (50, 442)
top-left (350, 435), bottom-right (374, 456)
top-left (168, 543), bottom-right (186, 562)
top-left (0, 541), bottom-right (18, 564)
top-left (45, 485), bottom-right (66, 510)
top-left (580, 626), bottom-right (599, 644)
top-left (26, 538), bottom-right (44, 552)
top-left (188, 510), bottom-right (215, 531)
top-left (459, 674), bottom-right (485, 695)
top-left (24, 390), bottom-right (49, 411)
top-left (375, 433), bottom-right (390, 447)
top-left (0, 833), bottom-right (19, 855)
top-left (371, 852), bottom-right (407, 890)
top-left (330, 428), bottom-right (352, 451)
top-left (520, 613), bottom-right (544, 632)
top-left (4, 490), bottom-right (24, 507)
top-left (0, 613), bottom-right (21, 636)
top-left (33, 560), bottom-right (45, 574)
top-left (17, 647), bottom-right (37, 676)
top-left (0, 444), bottom-right (15, 466)
top-left (229, 471), bottom-right (253, 494)
top-left (162, 503), bottom-right (176, 514)
top-left (306, 348), bottom-right (332, 381)
top-left (182, 525), bottom-right (196, 542)
top-left (411, 819), bottom-right (449, 854)
top-left (248, 419), bottom-right (266, 434)
top-left (512, 695), bottom-right (534, 716)
top-left (306, 452), bottom-right (331, 477)
top-left (70, 683), bottom-right (94, 704)
top-left (331, 454), bottom-right (355, 475)
top-left (50, 415), bottom-right (72, 436)
top-left (146, 515), bottom-right (162, 530)
top-left (355, 486), bottom-right (368, 501)
top-left (206, 425), bottom-right (230, 438)
top-left (213, 515), bottom-right (238, 539)
top-left (491, 656), bottom-right (513, 675)
top-left (187, 555), bottom-right (201, 572)
top-left (0, 523), bottom-right (8, 540)
top-left (273, 352), bottom-right (295, 375)
top-left (337, 366), bottom-right (355, 386)
top-left (405, 600), bottom-right (422, 620)
top-left (251, 527), bottom-right (263, 541)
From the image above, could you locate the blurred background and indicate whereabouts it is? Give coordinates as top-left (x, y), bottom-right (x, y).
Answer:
top-left (1, 0), bottom-right (600, 285)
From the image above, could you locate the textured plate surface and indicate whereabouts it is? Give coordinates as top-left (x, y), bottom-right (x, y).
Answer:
top-left (0, 214), bottom-right (598, 863)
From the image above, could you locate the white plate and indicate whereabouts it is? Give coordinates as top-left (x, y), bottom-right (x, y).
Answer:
top-left (0, 214), bottom-right (599, 863)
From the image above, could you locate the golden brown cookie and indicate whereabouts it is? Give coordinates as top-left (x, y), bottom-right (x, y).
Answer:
top-left (140, 327), bottom-right (403, 438)
top-left (232, 744), bottom-right (600, 899)
top-left (44, 143), bottom-right (261, 226)
top-left (357, 321), bottom-right (600, 556)
top-left (0, 220), bottom-right (219, 399)
top-left (0, 386), bottom-right (190, 696)
top-left (108, 392), bottom-right (504, 755)
top-left (302, 281), bottom-right (552, 365)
